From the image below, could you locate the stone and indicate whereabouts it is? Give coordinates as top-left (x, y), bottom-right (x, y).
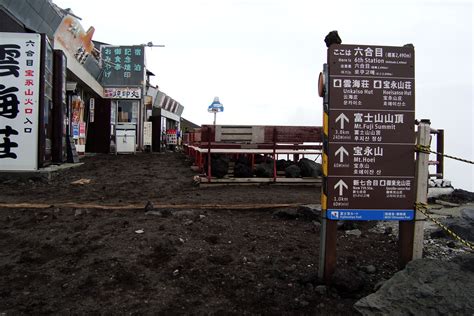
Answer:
top-left (234, 163), bottom-right (253, 178)
top-left (255, 162), bottom-right (274, 178)
top-left (273, 209), bottom-right (299, 220)
top-left (337, 221), bottom-right (357, 230)
top-left (276, 159), bottom-right (294, 172)
top-left (345, 229), bottom-right (362, 237)
top-left (297, 204), bottom-right (321, 221)
top-left (460, 208), bottom-right (474, 221)
top-left (354, 254), bottom-right (474, 315)
top-left (144, 201), bottom-right (154, 212)
top-left (285, 164), bottom-right (301, 178)
top-left (299, 300), bottom-right (309, 307)
top-left (145, 211), bottom-right (162, 216)
top-left (332, 268), bottom-right (366, 294)
top-left (209, 155), bottom-right (229, 178)
top-left (430, 217), bottom-right (474, 242)
top-left (315, 285), bottom-right (327, 295)
top-left (438, 189), bottom-right (474, 204)
top-left (363, 265), bottom-right (376, 274)
top-left (297, 158), bottom-right (322, 177)
top-left (173, 210), bottom-right (196, 218)
top-left (161, 209), bottom-right (172, 217)
top-left (298, 272), bottom-right (319, 285)
top-left (74, 209), bottom-right (82, 216)
top-left (373, 279), bottom-right (386, 291)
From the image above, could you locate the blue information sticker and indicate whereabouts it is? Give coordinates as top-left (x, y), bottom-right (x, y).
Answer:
top-left (327, 209), bottom-right (414, 221)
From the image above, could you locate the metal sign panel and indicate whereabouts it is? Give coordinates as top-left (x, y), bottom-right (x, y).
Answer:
top-left (100, 45), bottom-right (144, 87)
top-left (0, 33), bottom-right (41, 170)
top-left (208, 105), bottom-right (224, 113)
top-left (327, 44), bottom-right (415, 220)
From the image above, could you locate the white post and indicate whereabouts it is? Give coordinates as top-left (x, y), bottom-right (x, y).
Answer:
top-left (413, 119), bottom-right (430, 259)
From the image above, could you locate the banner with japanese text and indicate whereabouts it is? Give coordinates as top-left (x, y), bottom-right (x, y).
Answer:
top-left (0, 33), bottom-right (41, 170)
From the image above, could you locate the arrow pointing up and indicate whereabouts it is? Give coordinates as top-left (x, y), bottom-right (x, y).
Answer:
top-left (335, 146), bottom-right (349, 163)
top-left (335, 113), bottom-right (349, 129)
top-left (334, 179), bottom-right (348, 196)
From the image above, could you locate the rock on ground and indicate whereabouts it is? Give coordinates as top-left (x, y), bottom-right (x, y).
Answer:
top-left (234, 163), bottom-right (253, 178)
top-left (211, 156), bottom-right (229, 178)
top-left (354, 254), bottom-right (474, 315)
top-left (438, 189), bottom-right (474, 204)
top-left (297, 158), bottom-right (322, 177)
top-left (285, 165), bottom-right (301, 178)
top-left (430, 209), bottom-right (474, 242)
top-left (255, 162), bottom-right (274, 178)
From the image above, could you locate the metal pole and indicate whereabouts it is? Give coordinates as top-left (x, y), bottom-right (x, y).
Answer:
top-left (213, 112), bottom-right (216, 126)
top-left (318, 62), bottom-right (337, 283)
top-left (207, 126), bottom-right (212, 182)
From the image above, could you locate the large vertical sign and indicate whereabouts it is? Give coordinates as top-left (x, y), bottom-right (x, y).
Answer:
top-left (326, 44), bottom-right (415, 220)
top-left (0, 33), bottom-right (41, 170)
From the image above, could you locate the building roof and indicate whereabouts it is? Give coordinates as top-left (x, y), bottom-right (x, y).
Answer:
top-left (180, 117), bottom-right (200, 129)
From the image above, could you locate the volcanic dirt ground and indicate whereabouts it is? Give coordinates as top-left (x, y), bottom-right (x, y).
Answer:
top-left (0, 152), bottom-right (400, 314)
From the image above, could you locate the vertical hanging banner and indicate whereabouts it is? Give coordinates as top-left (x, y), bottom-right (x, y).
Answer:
top-left (326, 44), bottom-right (415, 220)
top-left (0, 33), bottom-right (41, 170)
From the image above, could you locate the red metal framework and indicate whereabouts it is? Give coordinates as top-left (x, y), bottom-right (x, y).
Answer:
top-left (183, 125), bottom-right (323, 184)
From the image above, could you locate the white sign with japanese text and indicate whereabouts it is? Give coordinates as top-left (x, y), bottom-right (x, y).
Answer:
top-left (143, 122), bottom-right (152, 146)
top-left (104, 87), bottom-right (141, 99)
top-left (0, 33), bottom-right (41, 171)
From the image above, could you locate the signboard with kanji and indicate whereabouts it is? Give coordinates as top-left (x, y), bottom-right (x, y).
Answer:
top-left (100, 45), bottom-right (144, 87)
top-left (326, 44), bottom-right (415, 221)
top-left (0, 33), bottom-right (41, 170)
top-left (143, 122), bottom-right (152, 146)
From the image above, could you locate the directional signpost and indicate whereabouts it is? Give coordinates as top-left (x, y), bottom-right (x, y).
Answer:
top-left (327, 44), bottom-right (415, 220)
top-left (319, 43), bottom-right (416, 282)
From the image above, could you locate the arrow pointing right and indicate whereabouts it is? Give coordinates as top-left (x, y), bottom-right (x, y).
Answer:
top-left (335, 146), bottom-right (349, 163)
top-left (335, 113), bottom-right (349, 129)
top-left (334, 179), bottom-right (348, 196)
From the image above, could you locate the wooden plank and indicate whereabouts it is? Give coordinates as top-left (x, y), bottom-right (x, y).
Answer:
top-left (0, 202), bottom-right (302, 210)
top-left (198, 176), bottom-right (322, 184)
top-left (193, 148), bottom-right (322, 155)
top-left (264, 126), bottom-right (323, 143)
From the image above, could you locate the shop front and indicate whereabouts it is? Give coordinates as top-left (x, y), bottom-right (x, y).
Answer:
top-left (149, 92), bottom-right (184, 151)
top-left (100, 45), bottom-right (146, 154)
top-left (53, 13), bottom-right (110, 155)
top-left (106, 87), bottom-right (142, 153)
